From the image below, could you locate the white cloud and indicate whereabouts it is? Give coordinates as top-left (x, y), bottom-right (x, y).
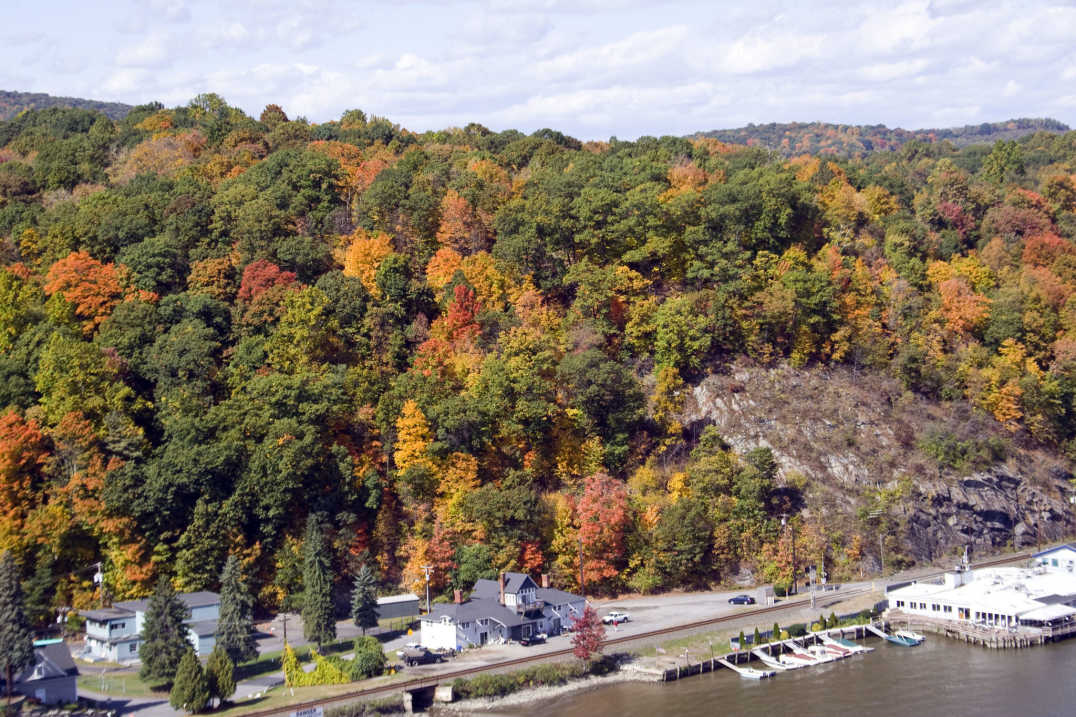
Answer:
top-left (115, 35), bottom-right (171, 68)
top-left (860, 59), bottom-right (930, 82)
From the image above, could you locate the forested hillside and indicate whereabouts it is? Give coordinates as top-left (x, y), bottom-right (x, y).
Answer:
top-left (2, 95), bottom-right (1076, 622)
top-left (0, 90), bottom-right (132, 122)
top-left (697, 118), bottom-right (1069, 158)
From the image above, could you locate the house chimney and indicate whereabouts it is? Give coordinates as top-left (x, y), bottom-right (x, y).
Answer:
top-left (542, 573), bottom-right (549, 589)
top-left (499, 572), bottom-right (505, 605)
top-left (454, 589), bottom-right (463, 604)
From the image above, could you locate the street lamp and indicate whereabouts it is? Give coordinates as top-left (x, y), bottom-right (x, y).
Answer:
top-left (422, 565), bottom-right (433, 614)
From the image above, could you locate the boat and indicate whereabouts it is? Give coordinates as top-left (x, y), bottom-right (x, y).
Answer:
top-left (822, 635), bottom-right (874, 654)
top-left (884, 633), bottom-right (920, 647)
top-left (751, 648), bottom-right (792, 670)
top-left (719, 658), bottom-right (777, 679)
top-left (895, 629), bottom-right (926, 644)
top-left (778, 653), bottom-right (811, 668)
top-left (805, 644), bottom-right (840, 662)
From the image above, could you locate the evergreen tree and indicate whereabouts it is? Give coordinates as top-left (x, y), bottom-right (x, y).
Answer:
top-left (21, 548), bottom-right (55, 628)
top-left (169, 648), bottom-right (209, 713)
top-left (0, 552), bottom-right (34, 703)
top-left (772, 622), bottom-right (781, 642)
top-left (350, 563), bottom-right (378, 635)
top-left (301, 516), bottom-right (335, 648)
top-left (753, 626), bottom-right (761, 646)
top-left (205, 644), bottom-right (235, 707)
top-left (139, 577), bottom-right (191, 683)
top-left (216, 555), bottom-right (258, 664)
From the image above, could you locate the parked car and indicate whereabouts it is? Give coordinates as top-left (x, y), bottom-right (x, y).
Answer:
top-left (602, 610), bottom-right (631, 624)
top-left (728, 594), bottom-right (756, 605)
top-left (519, 632), bottom-right (547, 646)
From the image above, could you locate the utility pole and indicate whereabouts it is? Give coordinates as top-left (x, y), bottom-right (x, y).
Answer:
top-left (281, 613), bottom-right (288, 645)
top-left (781, 513), bottom-right (797, 595)
top-left (422, 565), bottom-right (433, 614)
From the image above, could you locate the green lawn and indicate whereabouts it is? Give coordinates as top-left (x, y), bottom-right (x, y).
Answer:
top-left (76, 671), bottom-right (169, 699)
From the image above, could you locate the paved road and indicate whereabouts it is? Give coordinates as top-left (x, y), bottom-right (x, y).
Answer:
top-left (81, 549), bottom-right (1032, 714)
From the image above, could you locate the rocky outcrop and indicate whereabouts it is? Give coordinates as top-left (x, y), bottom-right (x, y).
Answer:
top-left (679, 362), bottom-right (1075, 566)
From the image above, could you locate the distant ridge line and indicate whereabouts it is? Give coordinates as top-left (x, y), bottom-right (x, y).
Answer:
top-left (0, 90), bottom-right (134, 121)
top-left (693, 118), bottom-right (1071, 158)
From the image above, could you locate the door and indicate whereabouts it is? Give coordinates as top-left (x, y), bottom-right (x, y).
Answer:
top-left (479, 631), bottom-right (487, 645)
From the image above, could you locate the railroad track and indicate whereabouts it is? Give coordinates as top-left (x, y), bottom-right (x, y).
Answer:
top-left (234, 550), bottom-right (1035, 717)
top-left (235, 586), bottom-right (872, 717)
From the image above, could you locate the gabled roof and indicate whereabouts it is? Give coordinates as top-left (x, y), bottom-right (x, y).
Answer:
top-left (80, 606), bottom-right (136, 622)
top-left (113, 590), bottom-right (220, 615)
top-left (471, 573), bottom-right (538, 598)
top-left (424, 597), bottom-right (527, 628)
top-left (1032, 544), bottom-right (1076, 558)
top-left (188, 619), bottom-right (219, 637)
top-left (1, 643), bottom-right (79, 688)
top-left (536, 586), bottom-right (584, 605)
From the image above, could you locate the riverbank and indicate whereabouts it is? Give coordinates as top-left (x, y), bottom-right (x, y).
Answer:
top-left (433, 665), bottom-right (661, 715)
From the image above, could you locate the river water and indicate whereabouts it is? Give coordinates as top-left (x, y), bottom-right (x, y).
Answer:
top-left (517, 636), bottom-right (1076, 717)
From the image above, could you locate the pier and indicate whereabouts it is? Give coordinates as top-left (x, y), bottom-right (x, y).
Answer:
top-left (886, 610), bottom-right (1076, 649)
top-left (659, 623), bottom-right (876, 681)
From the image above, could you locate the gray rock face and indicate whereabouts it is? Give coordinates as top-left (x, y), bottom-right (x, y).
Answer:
top-left (678, 362), bottom-right (1075, 566)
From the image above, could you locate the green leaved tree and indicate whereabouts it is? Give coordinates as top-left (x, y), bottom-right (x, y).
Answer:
top-left (0, 552), bottom-right (34, 704)
top-left (350, 563), bottom-right (378, 635)
top-left (169, 648), bottom-right (209, 713)
top-left (216, 555), bottom-right (258, 664)
top-left (205, 644), bottom-right (235, 708)
top-left (139, 577), bottom-right (191, 684)
top-left (302, 516), bottom-right (335, 648)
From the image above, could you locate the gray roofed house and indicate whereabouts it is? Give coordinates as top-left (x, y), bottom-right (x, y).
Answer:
top-left (0, 641), bottom-right (79, 705)
top-left (420, 572), bottom-right (585, 651)
top-left (81, 590), bottom-right (222, 663)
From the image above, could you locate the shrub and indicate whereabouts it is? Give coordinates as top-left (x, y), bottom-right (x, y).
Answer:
top-left (326, 697), bottom-right (405, 717)
top-left (452, 660), bottom-right (598, 699)
top-left (787, 623), bottom-right (807, 637)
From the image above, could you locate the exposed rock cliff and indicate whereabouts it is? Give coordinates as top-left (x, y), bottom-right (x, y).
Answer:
top-left (679, 362), bottom-right (1075, 568)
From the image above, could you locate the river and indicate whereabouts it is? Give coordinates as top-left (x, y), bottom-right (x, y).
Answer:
top-left (516, 636), bottom-right (1076, 717)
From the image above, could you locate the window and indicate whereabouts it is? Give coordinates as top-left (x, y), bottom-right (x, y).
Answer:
top-left (932, 604), bottom-right (940, 612)
top-left (129, 643), bottom-right (138, 653)
top-left (896, 600), bottom-right (905, 607)
top-left (1053, 559), bottom-right (1059, 567)
top-left (110, 621), bottom-right (126, 631)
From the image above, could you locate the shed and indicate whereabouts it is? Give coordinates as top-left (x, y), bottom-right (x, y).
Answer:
top-left (376, 593), bottom-right (420, 620)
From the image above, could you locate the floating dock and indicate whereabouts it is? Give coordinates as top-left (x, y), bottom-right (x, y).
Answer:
top-left (661, 623), bottom-right (879, 681)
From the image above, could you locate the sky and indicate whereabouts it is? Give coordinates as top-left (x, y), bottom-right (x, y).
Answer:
top-left (3, 0), bottom-right (1076, 140)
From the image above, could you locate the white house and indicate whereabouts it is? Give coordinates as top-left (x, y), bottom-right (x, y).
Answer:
top-left (420, 573), bottom-right (586, 651)
top-left (887, 566), bottom-right (1076, 630)
top-left (1032, 544), bottom-right (1076, 573)
top-left (81, 591), bottom-right (220, 662)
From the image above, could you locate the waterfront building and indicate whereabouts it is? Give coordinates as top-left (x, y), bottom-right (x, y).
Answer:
top-left (420, 572), bottom-right (585, 651)
top-left (886, 567), bottom-right (1076, 630)
top-left (80, 591), bottom-right (220, 662)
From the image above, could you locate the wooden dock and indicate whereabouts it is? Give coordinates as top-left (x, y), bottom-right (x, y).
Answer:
top-left (659, 624), bottom-right (877, 681)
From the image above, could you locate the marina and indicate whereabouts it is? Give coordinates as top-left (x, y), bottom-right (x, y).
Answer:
top-left (519, 633), bottom-right (1076, 717)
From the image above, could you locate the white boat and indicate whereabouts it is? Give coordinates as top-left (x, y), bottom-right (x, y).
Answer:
top-left (738, 666), bottom-right (777, 680)
top-left (805, 644), bottom-right (840, 662)
top-left (895, 629), bottom-right (926, 644)
top-left (719, 658), bottom-right (776, 679)
top-left (751, 648), bottom-right (792, 670)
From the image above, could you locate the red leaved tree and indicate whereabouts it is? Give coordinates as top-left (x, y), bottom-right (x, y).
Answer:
top-left (575, 473), bottom-right (631, 592)
top-left (570, 605), bottom-right (605, 662)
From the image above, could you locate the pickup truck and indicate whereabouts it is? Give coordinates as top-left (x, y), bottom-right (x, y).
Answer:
top-left (397, 646), bottom-right (441, 666)
top-left (602, 610), bottom-right (630, 624)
